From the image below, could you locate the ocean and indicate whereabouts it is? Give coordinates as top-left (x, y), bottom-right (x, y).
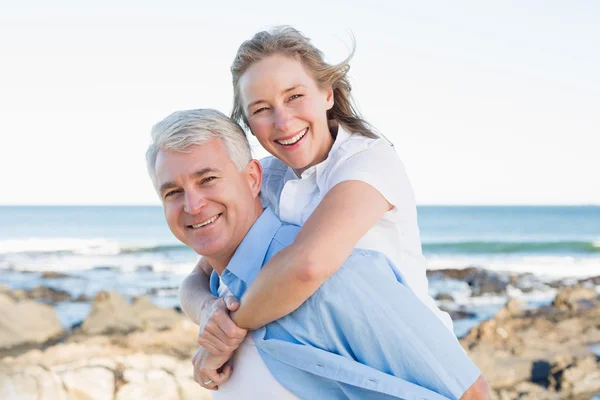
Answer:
top-left (1, 205), bottom-right (599, 333)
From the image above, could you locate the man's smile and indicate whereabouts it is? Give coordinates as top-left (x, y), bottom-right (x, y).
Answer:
top-left (187, 213), bottom-right (222, 229)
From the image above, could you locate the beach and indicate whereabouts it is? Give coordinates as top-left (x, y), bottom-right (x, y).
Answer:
top-left (1, 205), bottom-right (599, 398)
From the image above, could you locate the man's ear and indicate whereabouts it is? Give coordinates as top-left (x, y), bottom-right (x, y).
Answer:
top-left (245, 159), bottom-right (263, 197)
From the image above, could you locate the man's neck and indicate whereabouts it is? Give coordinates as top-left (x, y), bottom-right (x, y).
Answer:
top-left (204, 201), bottom-right (264, 275)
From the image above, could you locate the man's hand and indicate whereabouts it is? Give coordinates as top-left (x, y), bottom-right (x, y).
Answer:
top-left (197, 296), bottom-right (248, 355)
top-left (192, 345), bottom-right (234, 390)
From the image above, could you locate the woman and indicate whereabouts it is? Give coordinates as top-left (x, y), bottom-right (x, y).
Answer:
top-left (181, 26), bottom-right (454, 393)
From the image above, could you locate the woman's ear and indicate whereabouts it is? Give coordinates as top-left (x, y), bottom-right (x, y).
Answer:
top-left (325, 87), bottom-right (334, 111)
top-left (245, 159), bottom-right (263, 197)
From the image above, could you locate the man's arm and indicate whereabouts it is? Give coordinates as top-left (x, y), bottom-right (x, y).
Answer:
top-left (179, 258), bottom-right (214, 325)
top-left (179, 258), bottom-right (247, 355)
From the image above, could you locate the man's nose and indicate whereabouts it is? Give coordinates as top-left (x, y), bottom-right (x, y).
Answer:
top-left (274, 107), bottom-right (293, 132)
top-left (183, 191), bottom-right (208, 215)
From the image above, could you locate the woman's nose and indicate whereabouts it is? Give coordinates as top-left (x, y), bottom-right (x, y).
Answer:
top-left (274, 107), bottom-right (293, 132)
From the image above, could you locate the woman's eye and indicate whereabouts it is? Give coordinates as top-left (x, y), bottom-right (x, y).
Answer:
top-left (289, 94), bottom-right (303, 101)
top-left (253, 107), bottom-right (268, 115)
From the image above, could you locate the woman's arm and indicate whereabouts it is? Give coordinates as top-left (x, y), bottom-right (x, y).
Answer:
top-left (231, 180), bottom-right (391, 330)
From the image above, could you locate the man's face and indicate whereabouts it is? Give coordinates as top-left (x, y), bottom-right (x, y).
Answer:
top-left (154, 139), bottom-right (261, 261)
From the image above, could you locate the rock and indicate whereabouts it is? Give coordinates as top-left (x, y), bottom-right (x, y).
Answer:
top-left (466, 346), bottom-right (532, 388)
top-left (92, 265), bottom-right (119, 271)
top-left (509, 381), bottom-right (560, 399)
top-left (27, 285), bottom-right (71, 303)
top-left (578, 275), bottom-right (600, 286)
top-left (81, 291), bottom-right (142, 335)
top-left (135, 265), bottom-right (154, 272)
top-left (439, 306), bottom-right (476, 320)
top-left (427, 267), bottom-right (510, 295)
top-left (554, 355), bottom-right (600, 396)
top-left (435, 293), bottom-right (455, 301)
top-left (116, 320), bottom-right (199, 358)
top-left (552, 286), bottom-right (599, 311)
top-left (0, 294), bottom-right (64, 350)
top-left (494, 299), bottom-right (524, 320)
top-left (116, 369), bottom-right (179, 400)
top-left (0, 338), bottom-right (212, 400)
top-left (131, 296), bottom-right (185, 331)
top-left (41, 271), bottom-right (71, 279)
top-left (60, 366), bottom-right (114, 400)
top-left (74, 294), bottom-right (92, 302)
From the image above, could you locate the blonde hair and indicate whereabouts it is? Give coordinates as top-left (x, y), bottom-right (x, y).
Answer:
top-left (231, 26), bottom-right (378, 139)
top-left (146, 109), bottom-right (251, 191)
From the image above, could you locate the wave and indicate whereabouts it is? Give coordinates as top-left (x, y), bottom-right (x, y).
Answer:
top-left (0, 238), bottom-right (189, 257)
top-left (2, 238), bottom-right (600, 257)
top-left (423, 240), bottom-right (600, 255)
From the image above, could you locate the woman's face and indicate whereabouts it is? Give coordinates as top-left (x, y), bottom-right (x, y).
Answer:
top-left (238, 54), bottom-right (334, 175)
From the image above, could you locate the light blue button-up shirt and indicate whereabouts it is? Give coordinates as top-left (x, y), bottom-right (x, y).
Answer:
top-left (210, 208), bottom-right (480, 400)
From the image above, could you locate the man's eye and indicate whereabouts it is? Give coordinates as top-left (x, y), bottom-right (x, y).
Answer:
top-left (164, 189), bottom-right (182, 199)
top-left (202, 176), bottom-right (217, 184)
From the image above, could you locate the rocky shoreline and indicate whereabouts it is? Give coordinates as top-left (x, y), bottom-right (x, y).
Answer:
top-left (1, 267), bottom-right (599, 399)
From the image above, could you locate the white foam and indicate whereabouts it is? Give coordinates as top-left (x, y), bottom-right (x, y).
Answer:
top-left (427, 255), bottom-right (600, 279)
top-left (0, 238), bottom-right (122, 256)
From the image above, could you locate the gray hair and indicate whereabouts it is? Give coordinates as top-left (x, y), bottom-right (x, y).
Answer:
top-left (146, 109), bottom-right (252, 191)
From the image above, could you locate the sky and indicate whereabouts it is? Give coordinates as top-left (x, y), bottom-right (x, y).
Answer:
top-left (1, 1), bottom-right (598, 205)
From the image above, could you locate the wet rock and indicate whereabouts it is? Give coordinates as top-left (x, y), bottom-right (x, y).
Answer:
top-left (578, 275), bottom-right (600, 286)
top-left (27, 285), bottom-right (71, 303)
top-left (74, 294), bottom-right (91, 302)
top-left (435, 293), bottom-right (455, 301)
top-left (92, 265), bottom-right (119, 271)
top-left (136, 265), bottom-right (154, 272)
top-left (427, 267), bottom-right (510, 296)
top-left (0, 294), bottom-right (64, 351)
top-left (41, 271), bottom-right (71, 279)
top-left (439, 306), bottom-right (476, 320)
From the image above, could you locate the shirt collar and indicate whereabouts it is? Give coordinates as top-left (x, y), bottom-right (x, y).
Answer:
top-left (298, 125), bottom-right (352, 181)
top-left (223, 207), bottom-right (282, 286)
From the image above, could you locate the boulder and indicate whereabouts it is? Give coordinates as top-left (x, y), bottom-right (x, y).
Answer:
top-left (131, 296), bottom-right (185, 331)
top-left (81, 291), bottom-right (142, 335)
top-left (0, 294), bottom-right (63, 350)
top-left (552, 286), bottom-right (599, 311)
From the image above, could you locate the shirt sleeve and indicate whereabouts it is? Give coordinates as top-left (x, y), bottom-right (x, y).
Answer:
top-left (327, 140), bottom-right (417, 214)
top-left (259, 156), bottom-right (288, 212)
top-left (316, 251), bottom-right (482, 399)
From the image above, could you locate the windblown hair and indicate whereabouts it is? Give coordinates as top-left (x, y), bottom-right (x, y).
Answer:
top-left (230, 26), bottom-right (379, 139)
top-left (146, 109), bottom-right (251, 192)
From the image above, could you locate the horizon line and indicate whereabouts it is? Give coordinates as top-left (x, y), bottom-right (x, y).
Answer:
top-left (1, 203), bottom-right (598, 207)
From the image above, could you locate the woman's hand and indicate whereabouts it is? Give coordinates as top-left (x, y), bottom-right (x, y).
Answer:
top-left (192, 345), bottom-right (234, 390)
top-left (197, 295), bottom-right (248, 356)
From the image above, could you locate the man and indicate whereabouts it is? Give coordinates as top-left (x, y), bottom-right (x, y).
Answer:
top-left (147, 109), bottom-right (488, 399)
